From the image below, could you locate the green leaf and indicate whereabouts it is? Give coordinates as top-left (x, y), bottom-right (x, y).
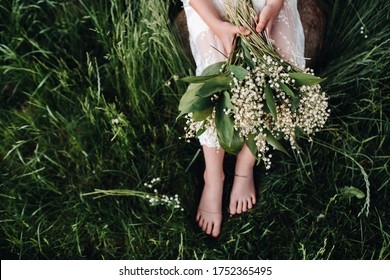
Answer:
top-left (241, 42), bottom-right (255, 68)
top-left (291, 96), bottom-right (300, 112)
top-left (289, 72), bottom-right (326, 86)
top-left (201, 61), bottom-right (225, 76)
top-left (294, 126), bottom-right (305, 138)
top-left (196, 127), bottom-right (206, 137)
top-left (339, 187), bottom-right (365, 199)
top-left (181, 74), bottom-right (219, 83)
top-left (191, 96), bottom-right (213, 112)
top-left (192, 107), bottom-right (213, 122)
top-left (223, 90), bottom-right (234, 109)
top-left (278, 82), bottom-right (295, 97)
top-left (220, 129), bottom-right (244, 155)
top-left (265, 83), bottom-right (277, 121)
top-left (197, 76), bottom-right (231, 97)
top-left (265, 130), bottom-right (289, 156)
top-left (227, 65), bottom-right (249, 81)
top-left (177, 83), bottom-right (213, 119)
top-left (246, 134), bottom-right (258, 159)
top-left (215, 92), bottom-right (234, 147)
top-left (178, 83), bottom-right (203, 115)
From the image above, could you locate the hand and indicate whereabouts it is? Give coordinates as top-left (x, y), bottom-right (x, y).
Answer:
top-left (189, 0), bottom-right (250, 54)
top-left (255, 0), bottom-right (284, 34)
top-left (215, 22), bottom-right (250, 54)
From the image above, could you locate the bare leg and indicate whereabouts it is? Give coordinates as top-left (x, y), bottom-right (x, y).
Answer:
top-left (196, 146), bottom-right (225, 237)
top-left (229, 144), bottom-right (257, 215)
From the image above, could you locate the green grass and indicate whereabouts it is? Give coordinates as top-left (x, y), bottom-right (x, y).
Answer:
top-left (0, 0), bottom-right (389, 259)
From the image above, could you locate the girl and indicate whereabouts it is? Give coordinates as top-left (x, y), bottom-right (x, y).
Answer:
top-left (182, 0), bottom-right (305, 237)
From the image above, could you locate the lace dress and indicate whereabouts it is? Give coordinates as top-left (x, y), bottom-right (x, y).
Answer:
top-left (182, 0), bottom-right (305, 148)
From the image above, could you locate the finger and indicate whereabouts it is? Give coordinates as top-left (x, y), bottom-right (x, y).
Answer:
top-left (256, 19), bottom-right (267, 33)
top-left (265, 18), bottom-right (275, 35)
top-left (238, 26), bottom-right (250, 36)
top-left (256, 5), bottom-right (273, 33)
top-left (232, 25), bottom-right (250, 36)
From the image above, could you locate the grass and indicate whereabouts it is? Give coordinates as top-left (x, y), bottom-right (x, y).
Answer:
top-left (0, 0), bottom-right (389, 259)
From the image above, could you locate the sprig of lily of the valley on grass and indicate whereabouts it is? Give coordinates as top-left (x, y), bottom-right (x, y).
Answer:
top-left (83, 177), bottom-right (184, 211)
top-left (178, 0), bottom-right (329, 168)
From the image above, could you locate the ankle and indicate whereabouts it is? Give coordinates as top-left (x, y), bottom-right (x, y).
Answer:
top-left (234, 173), bottom-right (250, 178)
top-left (204, 170), bottom-right (225, 185)
top-left (234, 167), bottom-right (254, 178)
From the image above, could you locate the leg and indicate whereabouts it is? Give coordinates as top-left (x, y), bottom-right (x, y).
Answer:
top-left (269, 1), bottom-right (305, 68)
top-left (229, 144), bottom-right (257, 215)
top-left (196, 146), bottom-right (225, 237)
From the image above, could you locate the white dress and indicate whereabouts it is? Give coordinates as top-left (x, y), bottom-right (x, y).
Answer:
top-left (182, 0), bottom-right (305, 148)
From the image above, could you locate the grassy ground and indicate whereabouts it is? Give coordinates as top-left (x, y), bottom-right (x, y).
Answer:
top-left (0, 0), bottom-right (389, 259)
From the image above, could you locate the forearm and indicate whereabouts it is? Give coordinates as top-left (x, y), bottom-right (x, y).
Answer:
top-left (256, 0), bottom-right (284, 33)
top-left (189, 0), bottom-right (251, 53)
top-left (266, 0), bottom-right (284, 11)
top-left (189, 0), bottom-right (224, 32)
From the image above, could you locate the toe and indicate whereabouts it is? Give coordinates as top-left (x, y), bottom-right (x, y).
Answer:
top-left (206, 222), bottom-right (213, 235)
top-left (236, 200), bottom-right (243, 214)
top-left (211, 221), bottom-right (221, 237)
top-left (229, 200), bottom-right (237, 215)
top-left (202, 220), bottom-right (208, 232)
top-left (198, 216), bottom-right (204, 228)
top-left (247, 198), bottom-right (253, 210)
top-left (242, 200), bottom-right (248, 212)
top-left (251, 194), bottom-right (257, 205)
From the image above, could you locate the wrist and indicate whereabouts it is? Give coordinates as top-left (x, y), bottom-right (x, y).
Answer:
top-left (266, 0), bottom-right (284, 10)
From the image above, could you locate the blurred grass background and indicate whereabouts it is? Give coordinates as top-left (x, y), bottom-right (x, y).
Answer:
top-left (0, 0), bottom-right (389, 259)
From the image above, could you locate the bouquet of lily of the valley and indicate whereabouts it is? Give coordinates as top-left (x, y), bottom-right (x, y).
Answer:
top-left (178, 0), bottom-right (329, 168)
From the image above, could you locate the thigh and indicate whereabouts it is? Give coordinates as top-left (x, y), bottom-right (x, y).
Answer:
top-left (184, 5), bottom-right (226, 75)
top-left (269, 0), bottom-right (305, 67)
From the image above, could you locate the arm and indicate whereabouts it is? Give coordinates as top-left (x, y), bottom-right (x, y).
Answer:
top-left (189, 0), bottom-right (250, 54)
top-left (256, 0), bottom-right (284, 34)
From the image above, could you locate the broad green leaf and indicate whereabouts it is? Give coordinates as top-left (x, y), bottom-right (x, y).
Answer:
top-left (221, 129), bottom-right (244, 155)
top-left (278, 82), bottom-right (295, 97)
top-left (197, 76), bottom-right (231, 97)
top-left (265, 83), bottom-right (277, 121)
top-left (192, 107), bottom-right (213, 122)
top-left (178, 83), bottom-right (203, 116)
top-left (196, 127), bottom-right (206, 137)
top-left (177, 95), bottom-right (213, 119)
top-left (178, 83), bottom-right (213, 119)
top-left (289, 72), bottom-right (326, 86)
top-left (201, 61), bottom-right (225, 76)
top-left (227, 65), bottom-right (249, 81)
top-left (181, 74), bottom-right (219, 83)
top-left (223, 91), bottom-right (234, 109)
top-left (241, 42), bottom-right (255, 68)
top-left (191, 96), bottom-right (213, 112)
top-left (265, 130), bottom-right (289, 156)
top-left (339, 187), bottom-right (365, 199)
top-left (246, 134), bottom-right (258, 159)
top-left (215, 93), bottom-right (234, 147)
top-left (291, 96), bottom-right (300, 112)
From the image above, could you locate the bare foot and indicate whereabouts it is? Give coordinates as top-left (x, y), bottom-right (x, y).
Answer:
top-left (229, 173), bottom-right (256, 215)
top-left (196, 171), bottom-right (224, 237)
